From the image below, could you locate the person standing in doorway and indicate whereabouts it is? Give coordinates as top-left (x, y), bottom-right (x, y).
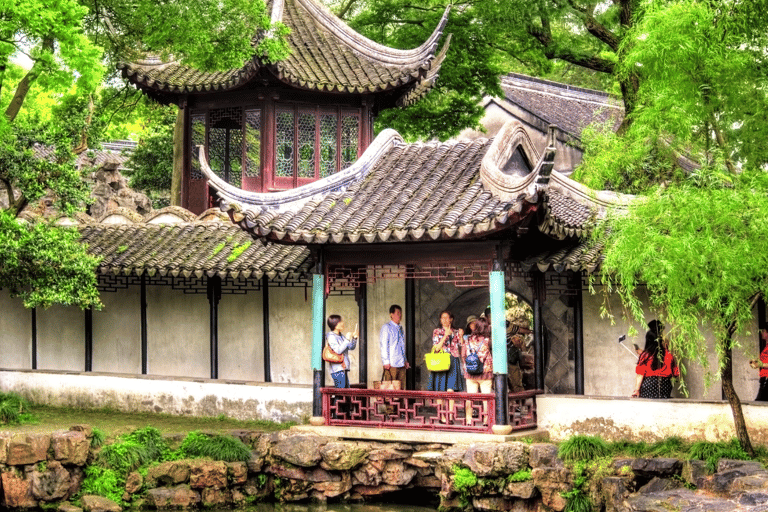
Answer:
top-left (749, 330), bottom-right (768, 401)
top-left (380, 304), bottom-right (409, 389)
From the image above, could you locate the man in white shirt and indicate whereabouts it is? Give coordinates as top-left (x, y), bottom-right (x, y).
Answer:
top-left (379, 304), bottom-right (409, 389)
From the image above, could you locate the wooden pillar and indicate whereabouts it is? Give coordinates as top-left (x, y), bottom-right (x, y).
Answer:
top-left (85, 307), bottom-right (93, 372)
top-left (31, 307), bottom-right (37, 370)
top-left (262, 275), bottom-right (271, 383)
top-left (405, 267), bottom-right (415, 390)
top-left (533, 272), bottom-right (545, 391)
top-left (311, 254), bottom-right (325, 419)
top-left (356, 279), bottom-right (368, 385)
top-left (490, 258), bottom-right (508, 426)
top-left (140, 274), bottom-right (148, 375)
top-left (207, 275), bottom-right (222, 379)
top-left (572, 271), bottom-right (584, 395)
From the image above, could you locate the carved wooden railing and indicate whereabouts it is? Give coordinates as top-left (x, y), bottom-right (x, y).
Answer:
top-left (321, 388), bottom-right (538, 433)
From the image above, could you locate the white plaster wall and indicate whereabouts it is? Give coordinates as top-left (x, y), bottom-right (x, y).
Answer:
top-left (146, 285), bottom-right (208, 378)
top-left (93, 287), bottom-right (141, 374)
top-left (268, 286), bottom-right (313, 384)
top-left (325, 294), bottom-right (362, 385)
top-left (539, 395), bottom-right (768, 445)
top-left (0, 290), bottom-right (31, 368)
top-left (0, 370), bottom-right (311, 422)
top-left (583, 284), bottom-right (761, 401)
top-left (366, 274), bottom-right (405, 388)
top-left (37, 305), bottom-right (84, 371)
top-left (219, 291), bottom-right (264, 381)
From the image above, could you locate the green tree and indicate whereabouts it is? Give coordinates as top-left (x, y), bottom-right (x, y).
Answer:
top-left (0, 0), bottom-right (288, 309)
top-left (332, 0), bottom-right (507, 140)
top-left (125, 106), bottom-right (177, 206)
top-left (332, 0), bottom-right (635, 139)
top-left (579, 0), bottom-right (768, 454)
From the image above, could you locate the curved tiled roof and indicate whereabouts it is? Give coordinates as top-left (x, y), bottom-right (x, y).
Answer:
top-left (197, 120), bottom-right (633, 273)
top-left (120, 0), bottom-right (450, 106)
top-left (211, 133), bottom-right (541, 244)
top-left (500, 73), bottom-right (623, 139)
top-left (72, 208), bottom-right (311, 279)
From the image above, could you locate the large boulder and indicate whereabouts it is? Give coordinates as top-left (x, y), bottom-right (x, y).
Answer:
top-left (381, 460), bottom-right (417, 486)
top-left (532, 467), bottom-right (571, 512)
top-left (51, 431), bottom-right (90, 466)
top-left (462, 443), bottom-right (528, 477)
top-left (31, 461), bottom-right (72, 501)
top-left (147, 461), bottom-right (191, 486)
top-left (1, 469), bottom-right (38, 508)
top-left (189, 460), bottom-right (227, 489)
top-left (145, 485), bottom-right (201, 509)
top-left (227, 462), bottom-right (248, 485)
top-left (80, 495), bottom-right (121, 512)
top-left (7, 434), bottom-right (50, 466)
top-left (271, 434), bottom-right (329, 467)
top-left (529, 443), bottom-right (562, 468)
top-left (320, 441), bottom-right (368, 470)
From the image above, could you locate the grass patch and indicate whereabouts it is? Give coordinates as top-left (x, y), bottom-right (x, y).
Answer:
top-left (689, 439), bottom-right (750, 472)
top-left (1, 404), bottom-right (292, 440)
top-left (558, 435), bottom-right (610, 462)
top-left (176, 431), bottom-right (252, 462)
top-left (0, 392), bottom-right (34, 425)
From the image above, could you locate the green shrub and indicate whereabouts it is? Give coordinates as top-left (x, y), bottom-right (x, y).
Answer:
top-left (507, 469), bottom-right (532, 482)
top-left (177, 431), bottom-right (251, 462)
top-left (97, 427), bottom-right (168, 475)
top-left (688, 439), bottom-right (749, 472)
top-left (0, 392), bottom-right (32, 424)
top-left (80, 466), bottom-right (123, 504)
top-left (90, 428), bottom-right (106, 448)
top-left (558, 435), bottom-right (610, 462)
top-left (452, 465), bottom-right (478, 508)
top-left (563, 489), bottom-right (592, 512)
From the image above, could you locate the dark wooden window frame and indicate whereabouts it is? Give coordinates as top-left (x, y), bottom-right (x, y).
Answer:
top-left (190, 103), bottom-right (361, 195)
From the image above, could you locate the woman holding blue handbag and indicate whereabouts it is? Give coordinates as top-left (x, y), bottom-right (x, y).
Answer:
top-left (428, 311), bottom-right (464, 393)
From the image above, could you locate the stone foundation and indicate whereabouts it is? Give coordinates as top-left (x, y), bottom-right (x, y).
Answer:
top-left (2, 426), bottom-right (767, 511)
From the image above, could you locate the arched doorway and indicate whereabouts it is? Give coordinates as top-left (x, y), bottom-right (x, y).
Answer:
top-left (444, 288), bottom-right (536, 391)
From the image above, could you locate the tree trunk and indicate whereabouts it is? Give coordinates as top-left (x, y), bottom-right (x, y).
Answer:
top-left (5, 38), bottom-right (54, 123)
top-left (721, 334), bottom-right (755, 457)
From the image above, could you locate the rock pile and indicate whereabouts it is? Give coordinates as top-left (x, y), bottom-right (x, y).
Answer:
top-left (2, 427), bottom-right (768, 511)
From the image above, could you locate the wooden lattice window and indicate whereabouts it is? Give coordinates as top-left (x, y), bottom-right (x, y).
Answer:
top-left (273, 105), bottom-right (360, 186)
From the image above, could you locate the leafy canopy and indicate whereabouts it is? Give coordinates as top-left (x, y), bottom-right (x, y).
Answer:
top-left (576, 0), bottom-right (768, 453)
top-left (0, 0), bottom-right (288, 309)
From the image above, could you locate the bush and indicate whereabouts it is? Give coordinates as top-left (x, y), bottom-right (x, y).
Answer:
top-left (177, 431), bottom-right (252, 462)
top-left (0, 392), bottom-right (32, 424)
top-left (558, 435), bottom-right (610, 462)
top-left (688, 439), bottom-right (749, 472)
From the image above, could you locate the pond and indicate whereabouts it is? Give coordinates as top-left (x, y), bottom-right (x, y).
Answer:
top-left (210, 500), bottom-right (438, 512)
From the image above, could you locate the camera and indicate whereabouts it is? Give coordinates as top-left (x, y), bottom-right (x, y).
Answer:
top-left (618, 334), bottom-right (627, 342)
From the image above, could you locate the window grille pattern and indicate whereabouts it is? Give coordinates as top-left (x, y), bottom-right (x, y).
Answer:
top-left (276, 110), bottom-right (294, 177)
top-left (298, 113), bottom-right (315, 178)
top-left (244, 109), bottom-right (261, 178)
top-left (320, 114), bottom-right (337, 177)
top-left (209, 108), bottom-right (243, 188)
top-left (190, 113), bottom-right (206, 180)
top-left (341, 115), bottom-right (359, 169)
